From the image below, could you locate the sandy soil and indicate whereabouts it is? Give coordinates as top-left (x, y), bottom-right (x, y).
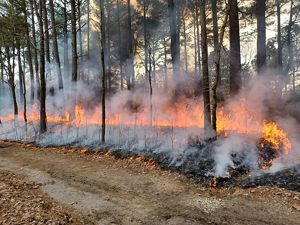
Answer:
top-left (0, 141), bottom-right (299, 225)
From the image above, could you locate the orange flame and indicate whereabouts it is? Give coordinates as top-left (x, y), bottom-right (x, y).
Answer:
top-left (261, 122), bottom-right (291, 155)
top-left (0, 100), bottom-right (292, 156)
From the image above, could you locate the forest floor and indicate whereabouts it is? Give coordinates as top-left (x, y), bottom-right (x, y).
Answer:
top-left (0, 141), bottom-right (299, 225)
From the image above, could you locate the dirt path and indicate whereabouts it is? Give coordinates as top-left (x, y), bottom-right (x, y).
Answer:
top-left (0, 141), bottom-right (299, 225)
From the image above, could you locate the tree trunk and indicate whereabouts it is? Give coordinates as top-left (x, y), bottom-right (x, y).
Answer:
top-left (193, 12), bottom-right (198, 76)
top-left (163, 37), bottom-right (168, 92)
top-left (6, 47), bottom-right (18, 116)
top-left (30, 0), bottom-right (40, 99)
top-left (71, 0), bottom-right (78, 82)
top-left (49, 0), bottom-right (63, 90)
top-left (17, 41), bottom-right (24, 104)
top-left (148, 46), bottom-right (153, 127)
top-left (256, 0), bottom-right (267, 73)
top-left (200, 0), bottom-right (212, 139)
top-left (87, 0), bottom-right (90, 77)
top-left (100, 0), bottom-right (106, 143)
top-left (195, 0), bottom-right (201, 75)
top-left (127, 0), bottom-right (134, 89)
top-left (86, 0), bottom-right (91, 61)
top-left (143, 0), bottom-right (148, 81)
top-left (229, 0), bottom-right (241, 95)
top-left (42, 0), bottom-right (51, 65)
top-left (212, 9), bottom-right (229, 136)
top-left (276, 0), bottom-right (282, 72)
top-left (168, 0), bottom-right (180, 79)
top-left (117, 0), bottom-right (123, 89)
top-left (78, 0), bottom-right (83, 68)
top-left (0, 58), bottom-right (3, 97)
top-left (183, 19), bottom-right (188, 72)
top-left (285, 0), bottom-right (294, 86)
top-left (21, 50), bottom-right (28, 126)
top-left (211, 0), bottom-right (219, 83)
top-left (63, 0), bottom-right (68, 69)
top-left (23, 0), bottom-right (35, 102)
top-left (36, 0), bottom-right (47, 132)
top-left (106, 0), bottom-right (112, 92)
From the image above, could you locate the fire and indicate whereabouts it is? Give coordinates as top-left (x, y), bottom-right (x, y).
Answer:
top-left (261, 122), bottom-right (291, 155)
top-left (0, 99), bottom-right (292, 159)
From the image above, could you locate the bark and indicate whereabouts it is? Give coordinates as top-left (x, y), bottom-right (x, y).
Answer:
top-left (117, 0), bottom-right (123, 89)
top-left (30, 0), bottom-right (40, 98)
top-left (152, 40), bottom-right (156, 83)
top-left (6, 47), bottom-right (18, 116)
top-left (143, 0), bottom-right (148, 81)
top-left (23, 1), bottom-right (35, 102)
top-left (0, 58), bottom-right (3, 97)
top-left (36, 0), bottom-right (47, 132)
top-left (168, 0), bottom-right (180, 79)
top-left (195, 0), bottom-right (201, 75)
top-left (285, 0), bottom-right (294, 85)
top-left (183, 19), bottom-right (188, 72)
top-left (193, 12), bottom-right (198, 76)
top-left (87, 0), bottom-right (90, 60)
top-left (49, 0), bottom-right (63, 90)
top-left (42, 0), bottom-right (51, 65)
top-left (127, 0), bottom-right (134, 89)
top-left (86, 0), bottom-right (90, 79)
top-left (17, 41), bottom-right (24, 104)
top-left (63, 0), bottom-right (68, 68)
top-left (107, 0), bottom-right (112, 92)
top-left (163, 37), bottom-right (168, 92)
top-left (212, 9), bottom-right (229, 136)
top-left (211, 0), bottom-right (219, 83)
top-left (71, 0), bottom-right (78, 82)
top-left (100, 0), bottom-right (106, 143)
top-left (200, 0), bottom-right (212, 139)
top-left (256, 0), bottom-right (267, 73)
top-left (212, 0), bottom-right (219, 54)
top-left (148, 46), bottom-right (153, 127)
top-left (78, 0), bottom-right (83, 61)
top-left (21, 50), bottom-right (28, 126)
top-left (276, 0), bottom-right (282, 72)
top-left (229, 0), bottom-right (241, 95)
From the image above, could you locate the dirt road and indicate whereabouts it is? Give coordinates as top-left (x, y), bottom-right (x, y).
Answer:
top-left (0, 141), bottom-right (299, 225)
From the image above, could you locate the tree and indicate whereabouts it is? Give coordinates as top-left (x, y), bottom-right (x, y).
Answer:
top-left (276, 0), bottom-right (282, 73)
top-left (212, 7), bottom-right (229, 137)
top-left (35, 0), bottom-right (47, 132)
top-left (168, 0), bottom-right (180, 79)
top-left (22, 0), bottom-right (35, 102)
top-left (200, 0), bottom-right (212, 139)
top-left (71, 0), bottom-right (78, 82)
top-left (29, 0), bottom-right (40, 98)
top-left (257, 0), bottom-right (267, 73)
top-left (229, 0), bottom-right (241, 95)
top-left (126, 0), bottom-right (134, 89)
top-left (100, 0), bottom-right (106, 142)
top-left (49, 0), bottom-right (63, 90)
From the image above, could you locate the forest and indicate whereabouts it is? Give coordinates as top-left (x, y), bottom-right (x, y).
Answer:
top-left (0, 0), bottom-right (300, 163)
top-left (0, 0), bottom-right (300, 224)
